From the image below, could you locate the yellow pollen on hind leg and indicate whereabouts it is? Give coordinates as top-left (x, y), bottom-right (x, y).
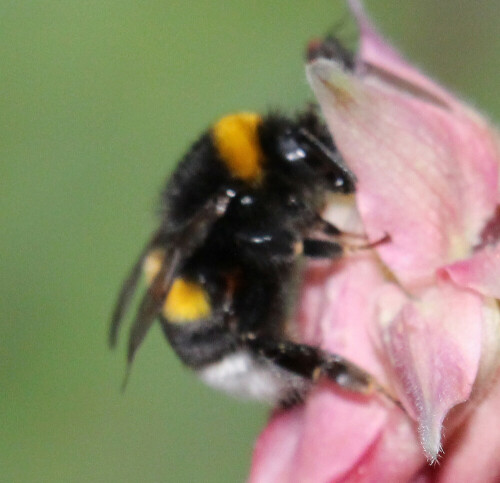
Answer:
top-left (163, 278), bottom-right (212, 323)
top-left (212, 113), bottom-right (264, 182)
top-left (143, 252), bottom-right (211, 323)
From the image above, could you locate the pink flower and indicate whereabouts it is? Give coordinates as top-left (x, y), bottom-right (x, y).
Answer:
top-left (250, 1), bottom-right (500, 481)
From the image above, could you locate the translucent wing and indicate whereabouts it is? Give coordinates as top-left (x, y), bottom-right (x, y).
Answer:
top-left (125, 246), bottom-right (180, 367)
top-left (109, 190), bottom-right (233, 382)
top-left (109, 231), bottom-right (163, 348)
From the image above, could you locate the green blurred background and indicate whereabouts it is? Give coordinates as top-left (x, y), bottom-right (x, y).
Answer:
top-left (1, 1), bottom-right (498, 482)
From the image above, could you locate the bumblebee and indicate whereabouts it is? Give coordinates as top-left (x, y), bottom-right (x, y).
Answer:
top-left (110, 40), bottom-right (395, 406)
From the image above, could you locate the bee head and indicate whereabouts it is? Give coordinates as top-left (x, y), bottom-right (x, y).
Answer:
top-left (258, 113), bottom-right (356, 194)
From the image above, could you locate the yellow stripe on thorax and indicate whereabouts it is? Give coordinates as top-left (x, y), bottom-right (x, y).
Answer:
top-left (212, 113), bottom-right (263, 182)
top-left (143, 251), bottom-right (212, 323)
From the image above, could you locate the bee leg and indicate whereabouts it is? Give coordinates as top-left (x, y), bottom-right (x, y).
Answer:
top-left (303, 234), bottom-right (390, 259)
top-left (302, 239), bottom-right (343, 258)
top-left (311, 216), bottom-right (392, 246)
top-left (235, 229), bottom-right (300, 262)
top-left (243, 335), bottom-right (402, 408)
top-left (310, 216), bottom-right (367, 240)
top-left (235, 222), bottom-right (389, 261)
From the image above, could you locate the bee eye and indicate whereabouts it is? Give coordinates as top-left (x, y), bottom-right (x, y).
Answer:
top-left (278, 135), bottom-right (308, 163)
top-left (239, 195), bottom-right (254, 206)
top-left (333, 177), bottom-right (345, 188)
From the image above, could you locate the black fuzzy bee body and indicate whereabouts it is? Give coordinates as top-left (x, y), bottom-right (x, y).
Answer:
top-left (110, 107), bottom-right (390, 406)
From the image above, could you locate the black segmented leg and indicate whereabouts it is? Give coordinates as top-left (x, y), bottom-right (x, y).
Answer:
top-left (234, 219), bottom-right (389, 262)
top-left (303, 239), bottom-right (343, 259)
top-left (302, 236), bottom-right (390, 259)
top-left (303, 219), bottom-right (390, 259)
top-left (242, 334), bottom-right (401, 407)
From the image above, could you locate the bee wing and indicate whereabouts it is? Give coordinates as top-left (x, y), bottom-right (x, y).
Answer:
top-left (111, 190), bottom-right (233, 384)
top-left (125, 246), bottom-right (180, 368)
top-left (109, 231), bottom-right (163, 348)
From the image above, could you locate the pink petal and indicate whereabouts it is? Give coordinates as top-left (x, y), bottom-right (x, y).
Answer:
top-left (442, 244), bottom-right (500, 299)
top-left (338, 409), bottom-right (425, 482)
top-left (348, 0), bottom-right (458, 110)
top-left (411, 298), bottom-right (500, 481)
top-left (298, 256), bottom-right (401, 387)
top-left (433, 367), bottom-right (500, 482)
top-left (350, 0), bottom-right (500, 159)
top-left (252, 393), bottom-right (429, 483)
top-left (250, 388), bottom-right (388, 483)
top-left (381, 280), bottom-right (483, 460)
top-left (250, 407), bottom-right (304, 483)
top-left (250, 256), bottom-right (416, 482)
top-left (307, 59), bottom-right (498, 288)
